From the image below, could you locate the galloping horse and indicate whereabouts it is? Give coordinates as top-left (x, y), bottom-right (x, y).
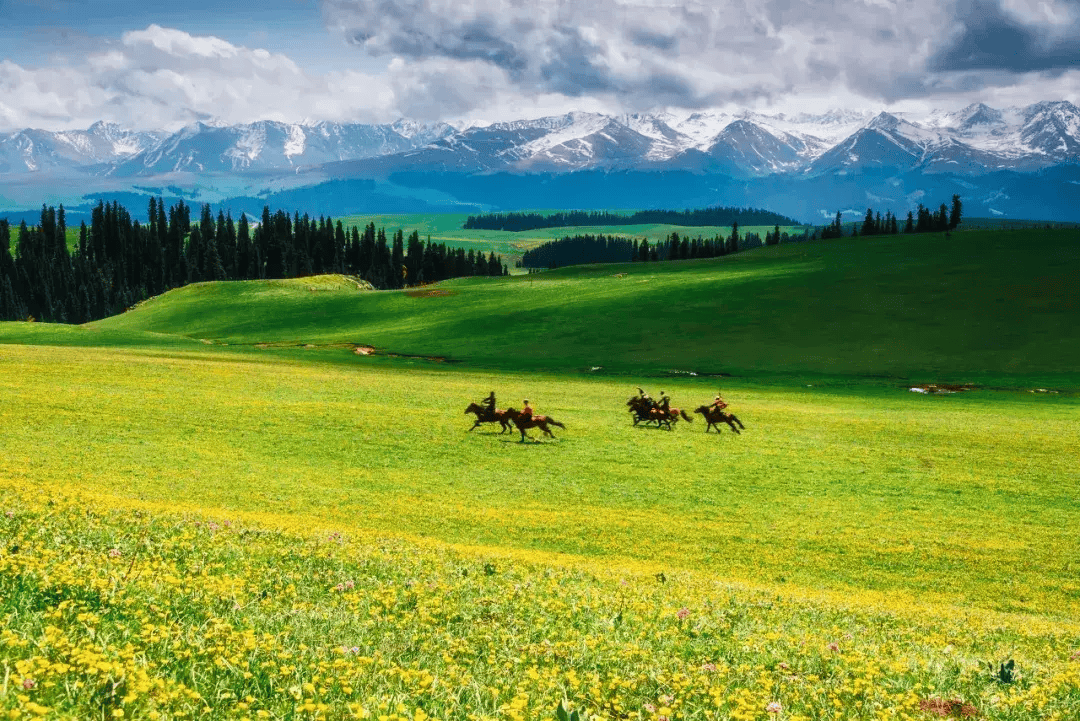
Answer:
top-left (464, 402), bottom-right (513, 433)
top-left (626, 396), bottom-right (692, 430)
top-left (503, 408), bottom-right (566, 442)
top-left (694, 405), bottom-right (746, 434)
top-left (626, 396), bottom-right (655, 425)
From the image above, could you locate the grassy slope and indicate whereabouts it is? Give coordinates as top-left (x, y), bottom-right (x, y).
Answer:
top-left (82, 229), bottom-right (1080, 386)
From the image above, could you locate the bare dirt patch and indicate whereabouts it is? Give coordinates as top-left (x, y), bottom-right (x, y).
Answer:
top-left (918, 698), bottom-right (979, 718)
top-left (245, 341), bottom-right (454, 363)
top-left (406, 287), bottom-right (456, 298)
top-left (907, 383), bottom-right (978, 394)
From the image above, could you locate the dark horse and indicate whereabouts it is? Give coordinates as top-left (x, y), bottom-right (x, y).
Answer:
top-left (694, 405), bottom-right (746, 434)
top-left (626, 396), bottom-right (693, 430)
top-left (464, 402), bottom-right (513, 433)
top-left (503, 408), bottom-right (566, 442)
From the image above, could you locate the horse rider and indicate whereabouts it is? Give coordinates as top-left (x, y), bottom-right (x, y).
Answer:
top-left (521, 399), bottom-right (534, 420)
top-left (481, 390), bottom-right (496, 415)
top-left (657, 390), bottom-right (671, 415)
top-left (637, 387), bottom-right (654, 410)
top-left (711, 393), bottom-right (728, 411)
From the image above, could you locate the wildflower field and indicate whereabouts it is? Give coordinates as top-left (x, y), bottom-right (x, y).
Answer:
top-left (2, 227), bottom-right (1079, 719)
top-left (2, 341), bottom-right (1079, 720)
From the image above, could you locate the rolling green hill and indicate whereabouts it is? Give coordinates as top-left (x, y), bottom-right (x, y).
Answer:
top-left (71, 228), bottom-right (1080, 387)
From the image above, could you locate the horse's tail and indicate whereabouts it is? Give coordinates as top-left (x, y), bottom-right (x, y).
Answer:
top-left (732, 414), bottom-right (746, 429)
top-left (547, 418), bottom-right (566, 429)
top-left (680, 409), bottom-right (693, 422)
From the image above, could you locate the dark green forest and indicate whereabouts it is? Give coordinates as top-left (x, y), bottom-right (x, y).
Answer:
top-left (519, 197), bottom-right (963, 269)
top-left (518, 225), bottom-right (787, 268)
top-left (0, 201), bottom-right (507, 323)
top-left (464, 206), bottom-right (798, 231)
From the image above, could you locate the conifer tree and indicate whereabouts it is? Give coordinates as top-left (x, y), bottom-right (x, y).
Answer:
top-left (949, 195), bottom-right (963, 230)
top-left (405, 230), bottom-right (423, 284)
top-left (333, 221), bottom-right (346, 275)
top-left (391, 229), bottom-right (404, 288)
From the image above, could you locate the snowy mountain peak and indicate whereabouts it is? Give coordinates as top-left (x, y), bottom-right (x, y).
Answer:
top-left (866, 112), bottom-right (902, 132)
top-left (2, 101), bottom-right (1078, 180)
top-left (957, 103), bottom-right (1002, 126)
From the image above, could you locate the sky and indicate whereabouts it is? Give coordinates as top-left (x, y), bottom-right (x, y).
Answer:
top-left (2, 0), bottom-right (1080, 131)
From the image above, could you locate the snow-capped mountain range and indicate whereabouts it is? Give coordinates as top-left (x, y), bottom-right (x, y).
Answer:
top-left (2, 101), bottom-right (1078, 178)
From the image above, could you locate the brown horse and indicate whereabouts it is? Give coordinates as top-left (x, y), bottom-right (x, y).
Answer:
top-left (626, 396), bottom-right (692, 430)
top-left (504, 407), bottom-right (566, 442)
top-left (464, 402), bottom-right (513, 434)
top-left (650, 406), bottom-right (693, 430)
top-left (626, 396), bottom-right (656, 426)
top-left (694, 405), bottom-right (745, 434)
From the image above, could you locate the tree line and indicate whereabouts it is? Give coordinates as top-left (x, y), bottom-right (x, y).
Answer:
top-left (0, 200), bottom-right (508, 323)
top-left (465, 206), bottom-right (798, 232)
top-left (519, 224), bottom-right (809, 269)
top-left (520, 194), bottom-right (964, 270)
top-left (821, 196), bottom-right (962, 239)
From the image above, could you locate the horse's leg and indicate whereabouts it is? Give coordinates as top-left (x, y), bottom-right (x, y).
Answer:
top-left (733, 414), bottom-right (745, 430)
top-left (468, 419), bottom-right (481, 431)
top-left (726, 419), bottom-right (740, 434)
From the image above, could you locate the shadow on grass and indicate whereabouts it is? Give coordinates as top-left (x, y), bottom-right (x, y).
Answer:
top-left (497, 437), bottom-right (563, 445)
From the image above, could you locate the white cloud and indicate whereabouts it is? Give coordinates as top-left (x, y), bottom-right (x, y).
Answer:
top-left (3, 1), bottom-right (1080, 133)
top-left (0, 26), bottom-right (401, 131)
top-left (322, 0), bottom-right (1080, 116)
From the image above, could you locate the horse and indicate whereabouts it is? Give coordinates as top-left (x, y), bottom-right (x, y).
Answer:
top-left (464, 402), bottom-right (513, 434)
top-left (626, 396), bottom-right (661, 426)
top-left (627, 396), bottom-right (692, 430)
top-left (503, 407), bottom-right (566, 442)
top-left (648, 406), bottom-right (693, 430)
top-left (694, 405), bottom-right (745, 434)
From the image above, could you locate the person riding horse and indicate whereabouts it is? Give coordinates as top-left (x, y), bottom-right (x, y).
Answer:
top-left (638, 387), bottom-right (656, 411)
top-left (505, 400), bottom-right (565, 441)
top-left (482, 391), bottom-right (497, 415)
top-left (695, 392), bottom-right (744, 434)
top-left (657, 390), bottom-right (670, 415)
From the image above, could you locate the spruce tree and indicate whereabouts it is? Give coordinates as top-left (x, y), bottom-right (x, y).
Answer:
top-left (391, 229), bottom-right (404, 288)
top-left (949, 195), bottom-right (963, 230)
top-left (334, 221), bottom-right (346, 275)
top-left (861, 208), bottom-right (874, 236)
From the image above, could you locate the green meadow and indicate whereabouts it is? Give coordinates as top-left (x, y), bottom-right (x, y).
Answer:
top-left (336, 212), bottom-right (802, 266)
top-left (70, 228), bottom-right (1080, 386)
top-left (1, 227), bottom-right (1079, 720)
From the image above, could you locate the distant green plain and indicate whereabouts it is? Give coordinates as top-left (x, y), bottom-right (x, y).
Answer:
top-left (337, 212), bottom-right (803, 267)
